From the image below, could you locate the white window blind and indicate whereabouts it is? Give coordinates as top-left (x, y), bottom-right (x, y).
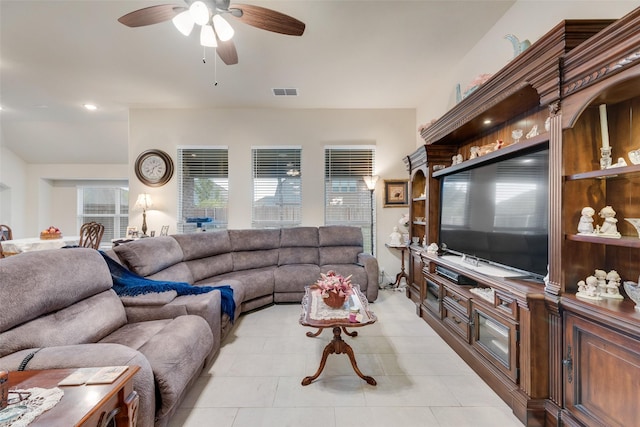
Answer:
top-left (77, 187), bottom-right (129, 244)
top-left (178, 147), bottom-right (229, 233)
top-left (324, 147), bottom-right (375, 253)
top-left (252, 147), bottom-right (301, 228)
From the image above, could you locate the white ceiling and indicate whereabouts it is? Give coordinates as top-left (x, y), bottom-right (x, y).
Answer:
top-left (0, 0), bottom-right (515, 164)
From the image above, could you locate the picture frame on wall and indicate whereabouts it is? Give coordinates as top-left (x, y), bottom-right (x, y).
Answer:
top-left (384, 179), bottom-right (409, 207)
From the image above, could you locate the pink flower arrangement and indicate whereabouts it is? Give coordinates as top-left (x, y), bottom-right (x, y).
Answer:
top-left (313, 271), bottom-right (353, 298)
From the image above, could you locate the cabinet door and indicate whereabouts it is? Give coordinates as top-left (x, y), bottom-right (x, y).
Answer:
top-left (472, 305), bottom-right (518, 382)
top-left (564, 313), bottom-right (640, 427)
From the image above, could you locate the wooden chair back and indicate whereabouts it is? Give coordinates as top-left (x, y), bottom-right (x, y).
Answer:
top-left (78, 222), bottom-right (105, 249)
top-left (0, 224), bottom-right (12, 241)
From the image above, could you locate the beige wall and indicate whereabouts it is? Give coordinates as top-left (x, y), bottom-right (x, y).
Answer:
top-left (128, 108), bottom-right (416, 281)
top-left (0, 146), bottom-right (27, 235)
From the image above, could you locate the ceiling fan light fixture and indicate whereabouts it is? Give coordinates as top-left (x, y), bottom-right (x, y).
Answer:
top-left (189, 1), bottom-right (210, 26)
top-left (212, 14), bottom-right (234, 41)
top-left (172, 10), bottom-right (195, 36)
top-left (200, 24), bottom-right (218, 47)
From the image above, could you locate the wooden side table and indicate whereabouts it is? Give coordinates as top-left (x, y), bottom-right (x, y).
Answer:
top-left (6, 366), bottom-right (139, 427)
top-left (385, 243), bottom-right (409, 287)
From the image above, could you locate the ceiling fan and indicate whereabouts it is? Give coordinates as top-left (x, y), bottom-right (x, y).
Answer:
top-left (118, 0), bottom-right (305, 65)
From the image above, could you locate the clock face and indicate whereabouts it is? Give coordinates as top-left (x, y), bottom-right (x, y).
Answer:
top-left (135, 150), bottom-right (174, 187)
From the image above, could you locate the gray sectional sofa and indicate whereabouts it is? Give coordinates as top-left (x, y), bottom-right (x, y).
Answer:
top-left (0, 225), bottom-right (378, 427)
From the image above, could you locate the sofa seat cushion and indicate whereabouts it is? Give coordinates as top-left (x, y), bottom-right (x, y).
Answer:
top-left (0, 290), bottom-right (127, 358)
top-left (274, 264), bottom-right (321, 294)
top-left (113, 237), bottom-right (184, 277)
top-left (100, 315), bottom-right (213, 421)
top-left (211, 267), bottom-right (276, 302)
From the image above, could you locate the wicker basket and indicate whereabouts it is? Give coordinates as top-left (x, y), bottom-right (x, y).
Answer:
top-left (40, 233), bottom-right (62, 240)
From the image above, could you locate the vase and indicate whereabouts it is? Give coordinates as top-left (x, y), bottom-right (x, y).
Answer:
top-left (323, 292), bottom-right (347, 309)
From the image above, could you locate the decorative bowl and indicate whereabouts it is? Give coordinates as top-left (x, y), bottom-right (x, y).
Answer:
top-left (623, 281), bottom-right (640, 311)
top-left (628, 148), bottom-right (640, 165)
top-left (323, 292), bottom-right (347, 309)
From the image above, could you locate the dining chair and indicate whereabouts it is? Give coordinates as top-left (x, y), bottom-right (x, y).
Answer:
top-left (0, 224), bottom-right (12, 258)
top-left (78, 222), bottom-right (105, 250)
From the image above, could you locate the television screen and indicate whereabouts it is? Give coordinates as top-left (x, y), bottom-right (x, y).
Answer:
top-left (439, 147), bottom-right (549, 279)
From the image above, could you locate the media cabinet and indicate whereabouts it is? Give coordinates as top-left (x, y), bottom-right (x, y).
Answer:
top-left (404, 8), bottom-right (640, 427)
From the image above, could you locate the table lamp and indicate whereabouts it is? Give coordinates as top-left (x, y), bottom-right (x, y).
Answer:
top-left (134, 193), bottom-right (153, 236)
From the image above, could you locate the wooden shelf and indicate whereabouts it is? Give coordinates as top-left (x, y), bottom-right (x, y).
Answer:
top-left (432, 134), bottom-right (549, 179)
top-left (565, 233), bottom-right (640, 248)
top-left (565, 164), bottom-right (640, 181)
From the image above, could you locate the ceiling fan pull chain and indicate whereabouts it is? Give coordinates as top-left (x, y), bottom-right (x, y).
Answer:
top-left (213, 48), bottom-right (219, 86)
top-left (202, 46), bottom-right (206, 64)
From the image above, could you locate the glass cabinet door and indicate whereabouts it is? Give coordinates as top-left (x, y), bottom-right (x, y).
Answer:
top-left (472, 306), bottom-right (518, 382)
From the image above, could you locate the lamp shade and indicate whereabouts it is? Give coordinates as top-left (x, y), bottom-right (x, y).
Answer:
top-left (363, 175), bottom-right (379, 190)
top-left (134, 193), bottom-right (153, 210)
top-left (173, 10), bottom-right (195, 36)
top-left (200, 24), bottom-right (218, 47)
top-left (213, 14), bottom-right (234, 41)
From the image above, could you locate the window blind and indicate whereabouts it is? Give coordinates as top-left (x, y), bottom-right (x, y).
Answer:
top-left (252, 147), bottom-right (302, 228)
top-left (178, 147), bottom-right (229, 232)
top-left (78, 187), bottom-right (129, 244)
top-left (324, 147), bottom-right (375, 253)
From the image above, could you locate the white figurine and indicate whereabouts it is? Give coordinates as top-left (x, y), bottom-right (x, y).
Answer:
top-left (607, 157), bottom-right (628, 169)
top-left (469, 146), bottom-right (479, 159)
top-left (426, 243), bottom-right (439, 254)
top-left (389, 226), bottom-right (403, 246)
top-left (594, 269), bottom-right (607, 294)
top-left (597, 206), bottom-right (621, 238)
top-left (577, 207), bottom-right (596, 234)
top-left (603, 270), bottom-right (623, 299)
top-left (526, 125), bottom-right (539, 139)
top-left (576, 275), bottom-right (602, 300)
top-left (512, 129), bottom-right (523, 143)
top-left (456, 154), bottom-right (463, 164)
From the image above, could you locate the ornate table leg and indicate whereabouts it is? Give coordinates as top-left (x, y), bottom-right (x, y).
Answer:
top-left (341, 326), bottom-right (357, 337)
top-left (302, 327), bottom-right (376, 386)
top-left (306, 328), bottom-right (324, 337)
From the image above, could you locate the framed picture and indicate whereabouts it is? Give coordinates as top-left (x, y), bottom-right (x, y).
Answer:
top-left (384, 179), bottom-right (409, 207)
top-left (126, 226), bottom-right (138, 239)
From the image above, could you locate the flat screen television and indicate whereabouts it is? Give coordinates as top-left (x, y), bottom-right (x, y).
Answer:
top-left (438, 146), bottom-right (549, 280)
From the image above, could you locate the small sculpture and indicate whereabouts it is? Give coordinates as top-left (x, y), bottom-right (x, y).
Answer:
top-left (577, 275), bottom-right (602, 300)
top-left (526, 125), bottom-right (539, 139)
top-left (607, 157), bottom-right (628, 168)
top-left (544, 117), bottom-right (551, 132)
top-left (422, 235), bottom-right (427, 247)
top-left (389, 227), bottom-right (403, 246)
top-left (426, 243), bottom-right (439, 254)
top-left (469, 146), bottom-right (479, 159)
top-left (451, 154), bottom-right (463, 166)
top-left (577, 206), bottom-right (596, 234)
top-left (504, 34), bottom-right (531, 58)
top-left (602, 270), bottom-right (623, 299)
top-left (594, 269), bottom-right (607, 294)
top-left (596, 206), bottom-right (621, 238)
top-left (511, 129), bottom-right (523, 143)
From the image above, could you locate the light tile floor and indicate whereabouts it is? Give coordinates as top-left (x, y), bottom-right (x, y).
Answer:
top-left (169, 288), bottom-right (524, 427)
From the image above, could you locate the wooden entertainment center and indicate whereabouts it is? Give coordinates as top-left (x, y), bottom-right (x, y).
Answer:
top-left (404, 8), bottom-right (640, 427)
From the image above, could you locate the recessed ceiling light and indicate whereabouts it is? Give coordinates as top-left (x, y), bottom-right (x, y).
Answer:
top-left (483, 119), bottom-right (492, 125)
top-left (84, 103), bottom-right (98, 111)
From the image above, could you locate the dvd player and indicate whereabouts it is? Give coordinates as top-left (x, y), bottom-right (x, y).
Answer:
top-left (435, 265), bottom-right (477, 286)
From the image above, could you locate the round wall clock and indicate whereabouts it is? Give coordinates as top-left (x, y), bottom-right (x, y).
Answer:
top-left (134, 149), bottom-right (174, 187)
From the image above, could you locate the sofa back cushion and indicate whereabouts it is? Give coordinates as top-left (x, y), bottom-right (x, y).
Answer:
top-left (113, 236), bottom-right (184, 277)
top-left (229, 229), bottom-right (281, 271)
top-left (173, 230), bottom-right (232, 260)
top-left (0, 290), bottom-right (127, 357)
top-left (279, 227), bottom-right (319, 266)
top-left (318, 226), bottom-right (363, 265)
top-left (0, 248), bottom-right (116, 332)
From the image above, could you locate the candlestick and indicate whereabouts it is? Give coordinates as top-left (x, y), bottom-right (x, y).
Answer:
top-left (599, 104), bottom-right (610, 149)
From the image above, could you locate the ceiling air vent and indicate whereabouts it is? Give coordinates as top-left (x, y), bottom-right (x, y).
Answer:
top-left (273, 88), bottom-right (298, 96)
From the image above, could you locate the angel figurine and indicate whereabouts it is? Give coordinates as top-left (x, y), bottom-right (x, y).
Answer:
top-left (577, 206), bottom-right (595, 234)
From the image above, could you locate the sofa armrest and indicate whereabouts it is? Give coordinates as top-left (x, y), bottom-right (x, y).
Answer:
top-left (358, 253), bottom-right (379, 302)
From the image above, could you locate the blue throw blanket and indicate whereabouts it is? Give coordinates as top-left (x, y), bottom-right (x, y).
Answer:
top-left (99, 251), bottom-right (235, 323)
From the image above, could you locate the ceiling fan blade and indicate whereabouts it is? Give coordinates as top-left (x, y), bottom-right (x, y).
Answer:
top-left (230, 4), bottom-right (305, 36)
top-left (118, 4), bottom-right (186, 27)
top-left (216, 38), bottom-right (239, 65)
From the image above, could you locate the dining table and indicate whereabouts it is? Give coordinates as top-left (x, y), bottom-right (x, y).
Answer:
top-left (0, 236), bottom-right (80, 257)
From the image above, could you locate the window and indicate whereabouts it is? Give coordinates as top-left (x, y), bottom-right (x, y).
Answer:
top-left (77, 187), bottom-right (129, 243)
top-left (178, 147), bottom-right (229, 232)
top-left (252, 147), bottom-right (301, 228)
top-left (324, 147), bottom-right (375, 253)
